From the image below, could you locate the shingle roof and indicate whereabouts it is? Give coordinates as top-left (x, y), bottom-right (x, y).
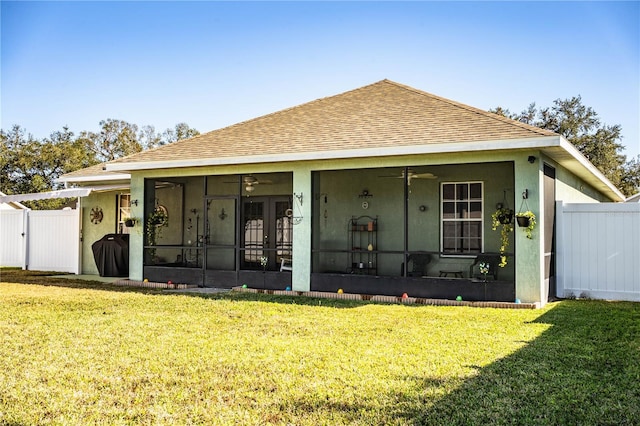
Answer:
top-left (58, 162), bottom-right (130, 183)
top-left (109, 79), bottom-right (556, 166)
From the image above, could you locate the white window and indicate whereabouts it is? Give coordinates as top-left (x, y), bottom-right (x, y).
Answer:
top-left (441, 182), bottom-right (483, 255)
top-left (117, 193), bottom-right (131, 234)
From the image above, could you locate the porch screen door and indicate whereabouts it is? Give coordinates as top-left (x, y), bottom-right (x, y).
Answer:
top-left (205, 198), bottom-right (237, 270)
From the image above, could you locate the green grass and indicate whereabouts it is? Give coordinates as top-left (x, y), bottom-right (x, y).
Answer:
top-left (1, 270), bottom-right (639, 425)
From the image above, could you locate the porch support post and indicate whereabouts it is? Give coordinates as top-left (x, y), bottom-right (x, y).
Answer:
top-left (292, 166), bottom-right (312, 291)
top-left (128, 174), bottom-right (145, 282)
top-left (514, 155), bottom-right (544, 305)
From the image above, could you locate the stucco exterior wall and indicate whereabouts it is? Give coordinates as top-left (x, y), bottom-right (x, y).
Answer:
top-left (128, 176), bottom-right (145, 281)
top-left (80, 191), bottom-right (125, 275)
top-left (542, 154), bottom-right (611, 203)
top-left (513, 155), bottom-right (543, 304)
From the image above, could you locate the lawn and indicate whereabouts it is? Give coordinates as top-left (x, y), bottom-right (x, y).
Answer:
top-left (1, 270), bottom-right (639, 425)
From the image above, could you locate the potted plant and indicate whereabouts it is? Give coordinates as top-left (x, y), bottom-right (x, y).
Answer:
top-left (516, 211), bottom-right (536, 239)
top-left (491, 208), bottom-right (513, 267)
top-left (124, 217), bottom-right (137, 227)
top-left (492, 206), bottom-right (514, 225)
top-left (478, 261), bottom-right (490, 282)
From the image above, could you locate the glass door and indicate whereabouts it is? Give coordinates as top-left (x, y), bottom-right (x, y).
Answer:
top-left (241, 196), bottom-right (292, 270)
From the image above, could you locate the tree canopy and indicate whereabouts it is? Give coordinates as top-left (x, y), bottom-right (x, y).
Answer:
top-left (490, 96), bottom-right (639, 197)
top-left (0, 121), bottom-right (199, 209)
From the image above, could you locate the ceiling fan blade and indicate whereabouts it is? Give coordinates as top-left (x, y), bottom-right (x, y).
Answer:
top-left (412, 173), bottom-right (437, 179)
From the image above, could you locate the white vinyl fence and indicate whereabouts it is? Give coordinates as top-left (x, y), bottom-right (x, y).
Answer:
top-left (556, 202), bottom-right (640, 302)
top-left (0, 209), bottom-right (80, 273)
top-left (0, 210), bottom-right (27, 268)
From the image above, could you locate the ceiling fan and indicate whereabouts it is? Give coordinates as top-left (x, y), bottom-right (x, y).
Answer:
top-left (225, 175), bottom-right (273, 192)
top-left (379, 168), bottom-right (437, 185)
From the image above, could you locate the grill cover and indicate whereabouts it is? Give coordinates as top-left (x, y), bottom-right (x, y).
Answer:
top-left (92, 234), bottom-right (129, 277)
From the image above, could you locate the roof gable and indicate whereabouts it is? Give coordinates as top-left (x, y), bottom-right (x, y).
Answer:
top-left (108, 79), bottom-right (556, 166)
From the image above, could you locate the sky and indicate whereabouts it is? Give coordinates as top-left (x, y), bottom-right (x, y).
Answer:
top-left (2, 1), bottom-right (639, 159)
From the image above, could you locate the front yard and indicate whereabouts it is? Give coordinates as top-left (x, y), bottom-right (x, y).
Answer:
top-left (1, 270), bottom-right (638, 425)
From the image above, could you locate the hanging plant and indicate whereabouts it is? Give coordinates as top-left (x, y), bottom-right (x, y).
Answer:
top-left (516, 211), bottom-right (536, 239)
top-left (124, 218), bottom-right (138, 227)
top-left (491, 208), bottom-right (513, 268)
top-left (515, 192), bottom-right (536, 240)
top-left (492, 206), bottom-right (514, 225)
top-left (146, 206), bottom-right (169, 247)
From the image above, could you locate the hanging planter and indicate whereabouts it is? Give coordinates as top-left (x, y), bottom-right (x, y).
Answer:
top-left (494, 207), bottom-right (514, 225)
top-left (490, 192), bottom-right (514, 268)
top-left (516, 215), bottom-right (530, 228)
top-left (124, 218), bottom-right (137, 227)
top-left (146, 205), bottom-right (169, 247)
top-left (516, 191), bottom-right (536, 239)
top-left (515, 211), bottom-right (536, 239)
top-left (491, 208), bottom-right (513, 268)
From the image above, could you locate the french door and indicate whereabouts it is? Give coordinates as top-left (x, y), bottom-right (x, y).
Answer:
top-left (241, 196), bottom-right (292, 271)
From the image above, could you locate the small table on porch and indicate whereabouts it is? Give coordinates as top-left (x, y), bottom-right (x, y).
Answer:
top-left (439, 270), bottom-right (463, 278)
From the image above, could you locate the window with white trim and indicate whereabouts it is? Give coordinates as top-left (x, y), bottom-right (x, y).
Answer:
top-left (441, 182), bottom-right (483, 254)
top-left (117, 193), bottom-right (131, 234)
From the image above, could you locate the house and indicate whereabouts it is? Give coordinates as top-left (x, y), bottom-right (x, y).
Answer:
top-left (55, 80), bottom-right (624, 305)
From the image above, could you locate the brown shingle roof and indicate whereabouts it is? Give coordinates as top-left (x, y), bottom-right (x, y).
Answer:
top-left (109, 79), bottom-right (557, 166)
top-left (58, 162), bottom-right (130, 182)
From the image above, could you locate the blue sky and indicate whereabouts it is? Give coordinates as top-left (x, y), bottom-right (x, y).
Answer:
top-left (2, 1), bottom-right (639, 158)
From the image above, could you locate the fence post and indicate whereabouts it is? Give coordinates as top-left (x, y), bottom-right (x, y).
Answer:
top-left (22, 209), bottom-right (29, 270)
top-left (555, 200), bottom-right (565, 299)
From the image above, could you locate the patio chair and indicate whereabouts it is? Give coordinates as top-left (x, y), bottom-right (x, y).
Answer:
top-left (469, 254), bottom-right (500, 280)
top-left (280, 257), bottom-right (292, 272)
top-left (402, 254), bottom-right (432, 277)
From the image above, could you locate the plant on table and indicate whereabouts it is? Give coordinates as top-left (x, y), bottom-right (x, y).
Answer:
top-left (479, 261), bottom-right (490, 282)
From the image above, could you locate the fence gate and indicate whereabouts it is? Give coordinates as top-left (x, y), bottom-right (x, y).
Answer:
top-left (0, 210), bottom-right (27, 268)
top-left (0, 209), bottom-right (80, 273)
top-left (556, 202), bottom-right (640, 302)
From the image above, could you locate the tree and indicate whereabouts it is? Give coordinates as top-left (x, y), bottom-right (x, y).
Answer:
top-left (161, 122), bottom-right (200, 145)
top-left (1, 120), bottom-right (200, 209)
top-left (490, 97), bottom-right (637, 196)
top-left (0, 125), bottom-right (98, 209)
top-left (78, 119), bottom-right (142, 162)
top-left (620, 155), bottom-right (640, 197)
top-left (138, 125), bottom-right (162, 150)
top-left (1, 125), bottom-right (36, 195)
top-left (139, 122), bottom-right (200, 150)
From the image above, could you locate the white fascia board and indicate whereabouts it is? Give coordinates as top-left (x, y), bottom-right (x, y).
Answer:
top-left (556, 137), bottom-right (625, 201)
top-left (104, 136), bottom-right (562, 172)
top-left (0, 185), bottom-right (131, 203)
top-left (102, 134), bottom-right (623, 201)
top-left (0, 188), bottom-right (93, 203)
top-left (57, 173), bottom-right (131, 184)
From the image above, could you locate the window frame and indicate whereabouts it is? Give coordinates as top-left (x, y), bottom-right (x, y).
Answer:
top-left (116, 193), bottom-right (132, 234)
top-left (440, 181), bottom-right (484, 257)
